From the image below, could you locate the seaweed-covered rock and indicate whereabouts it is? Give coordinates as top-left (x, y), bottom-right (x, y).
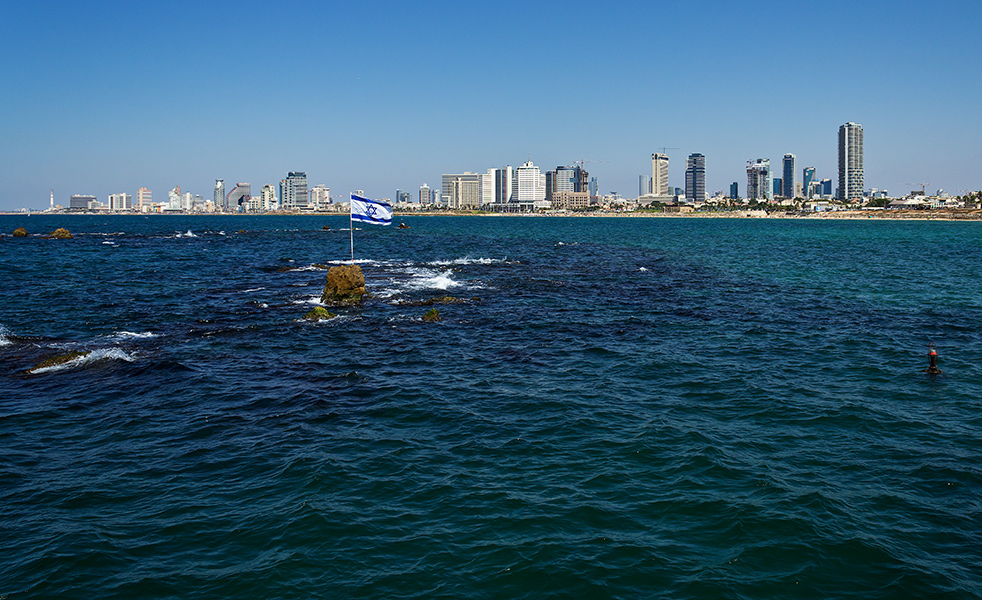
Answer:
top-left (422, 308), bottom-right (441, 322)
top-left (28, 351), bottom-right (88, 374)
top-left (50, 228), bottom-right (74, 239)
top-left (13, 227), bottom-right (27, 237)
top-left (321, 264), bottom-right (366, 305)
top-left (303, 307), bottom-right (337, 321)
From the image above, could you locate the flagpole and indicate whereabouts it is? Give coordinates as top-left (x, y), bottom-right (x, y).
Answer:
top-left (349, 195), bottom-right (355, 263)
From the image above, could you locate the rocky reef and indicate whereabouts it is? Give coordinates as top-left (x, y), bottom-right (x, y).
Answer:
top-left (320, 264), bottom-right (367, 305)
top-left (50, 228), bottom-right (74, 239)
top-left (13, 227), bottom-right (27, 237)
top-left (303, 307), bottom-right (337, 321)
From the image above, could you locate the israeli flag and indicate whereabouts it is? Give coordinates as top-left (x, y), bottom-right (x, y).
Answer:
top-left (350, 194), bottom-right (393, 226)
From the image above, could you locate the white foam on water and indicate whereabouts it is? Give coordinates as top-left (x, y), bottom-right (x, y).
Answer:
top-left (639, 267), bottom-right (649, 272)
top-left (30, 348), bottom-right (136, 375)
top-left (0, 324), bottom-right (12, 346)
top-left (291, 295), bottom-right (325, 306)
top-left (242, 287), bottom-right (266, 293)
top-left (111, 331), bottom-right (158, 340)
top-left (176, 230), bottom-right (197, 238)
top-left (429, 257), bottom-right (505, 266)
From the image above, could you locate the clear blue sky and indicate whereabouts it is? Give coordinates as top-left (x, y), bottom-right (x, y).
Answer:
top-left (2, 0), bottom-right (980, 210)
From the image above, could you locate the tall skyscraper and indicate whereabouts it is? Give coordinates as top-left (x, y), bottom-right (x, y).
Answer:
top-left (639, 175), bottom-right (650, 197)
top-left (729, 182), bottom-right (739, 199)
top-left (782, 154), bottom-right (796, 198)
top-left (684, 153), bottom-right (706, 203)
top-left (515, 161), bottom-right (546, 210)
top-left (214, 180), bottom-right (225, 210)
top-left (651, 153), bottom-right (669, 195)
top-left (838, 122), bottom-right (864, 200)
top-left (280, 172), bottom-right (309, 210)
top-left (494, 166), bottom-right (514, 205)
top-left (802, 167), bottom-right (816, 199)
top-left (746, 159), bottom-right (772, 201)
top-left (419, 183), bottom-right (432, 205)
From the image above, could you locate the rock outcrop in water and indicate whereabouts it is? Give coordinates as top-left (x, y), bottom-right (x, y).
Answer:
top-left (50, 228), bottom-right (73, 239)
top-left (422, 308), bottom-right (441, 322)
top-left (13, 227), bottom-right (27, 237)
top-left (303, 307), bottom-right (337, 321)
top-left (28, 351), bottom-right (88, 374)
top-left (320, 264), bottom-right (367, 305)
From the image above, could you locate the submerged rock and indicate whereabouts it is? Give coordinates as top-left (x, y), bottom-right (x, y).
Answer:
top-left (303, 306), bottom-right (337, 321)
top-left (13, 227), bottom-right (27, 237)
top-left (28, 351), bottom-right (88, 373)
top-left (422, 308), bottom-right (441, 322)
top-left (50, 228), bottom-right (74, 239)
top-left (320, 264), bottom-right (366, 305)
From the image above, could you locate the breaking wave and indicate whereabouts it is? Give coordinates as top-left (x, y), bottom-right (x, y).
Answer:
top-left (29, 348), bottom-right (137, 375)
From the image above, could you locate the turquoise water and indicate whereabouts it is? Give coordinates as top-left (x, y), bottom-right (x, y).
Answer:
top-left (2, 215), bottom-right (981, 598)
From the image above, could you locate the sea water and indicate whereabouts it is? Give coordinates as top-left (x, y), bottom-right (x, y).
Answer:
top-left (1, 214), bottom-right (980, 598)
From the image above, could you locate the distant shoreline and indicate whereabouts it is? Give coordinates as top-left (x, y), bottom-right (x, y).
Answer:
top-left (3, 209), bottom-right (982, 222)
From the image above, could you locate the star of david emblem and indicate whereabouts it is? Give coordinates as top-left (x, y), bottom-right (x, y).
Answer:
top-left (366, 205), bottom-right (377, 216)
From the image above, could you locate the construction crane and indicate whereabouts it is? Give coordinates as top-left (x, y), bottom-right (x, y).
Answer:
top-left (905, 181), bottom-right (931, 195)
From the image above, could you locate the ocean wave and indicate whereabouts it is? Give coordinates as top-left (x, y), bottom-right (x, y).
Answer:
top-left (29, 348), bottom-right (136, 375)
top-left (175, 230), bottom-right (197, 238)
top-left (0, 324), bottom-right (12, 346)
top-left (242, 287), bottom-right (267, 293)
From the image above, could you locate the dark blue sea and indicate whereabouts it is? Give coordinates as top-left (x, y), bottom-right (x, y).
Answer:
top-left (2, 214), bottom-right (981, 599)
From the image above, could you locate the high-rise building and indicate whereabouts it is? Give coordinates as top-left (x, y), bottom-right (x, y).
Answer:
top-left (821, 178), bottom-right (833, 197)
top-left (651, 153), bottom-right (669, 195)
top-left (515, 161), bottom-right (546, 211)
top-left (261, 184), bottom-right (278, 210)
top-left (168, 186), bottom-right (181, 210)
top-left (684, 153), bottom-right (706, 203)
top-left (773, 178), bottom-right (783, 198)
top-left (280, 172), bottom-right (309, 210)
top-left (589, 177), bottom-right (598, 197)
top-left (108, 193), bottom-right (132, 211)
top-left (137, 187), bottom-right (152, 210)
top-left (729, 182), bottom-right (739, 199)
top-left (226, 183), bottom-right (251, 210)
top-left (639, 175), bottom-right (650, 198)
top-left (442, 172), bottom-right (481, 209)
top-left (746, 159), bottom-right (772, 201)
top-left (481, 171), bottom-right (495, 207)
top-left (214, 180), bottom-right (225, 210)
top-left (547, 165), bottom-right (587, 204)
top-left (838, 122), bottom-right (864, 200)
top-left (419, 183), bottom-right (432, 205)
top-left (395, 189), bottom-right (412, 204)
top-left (803, 167), bottom-right (816, 199)
top-left (782, 154), bottom-right (796, 198)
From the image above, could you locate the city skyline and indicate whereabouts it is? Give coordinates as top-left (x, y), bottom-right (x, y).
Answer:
top-left (2, 1), bottom-right (980, 211)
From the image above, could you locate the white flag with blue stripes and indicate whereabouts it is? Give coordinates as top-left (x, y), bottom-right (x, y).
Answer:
top-left (350, 194), bottom-right (393, 226)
